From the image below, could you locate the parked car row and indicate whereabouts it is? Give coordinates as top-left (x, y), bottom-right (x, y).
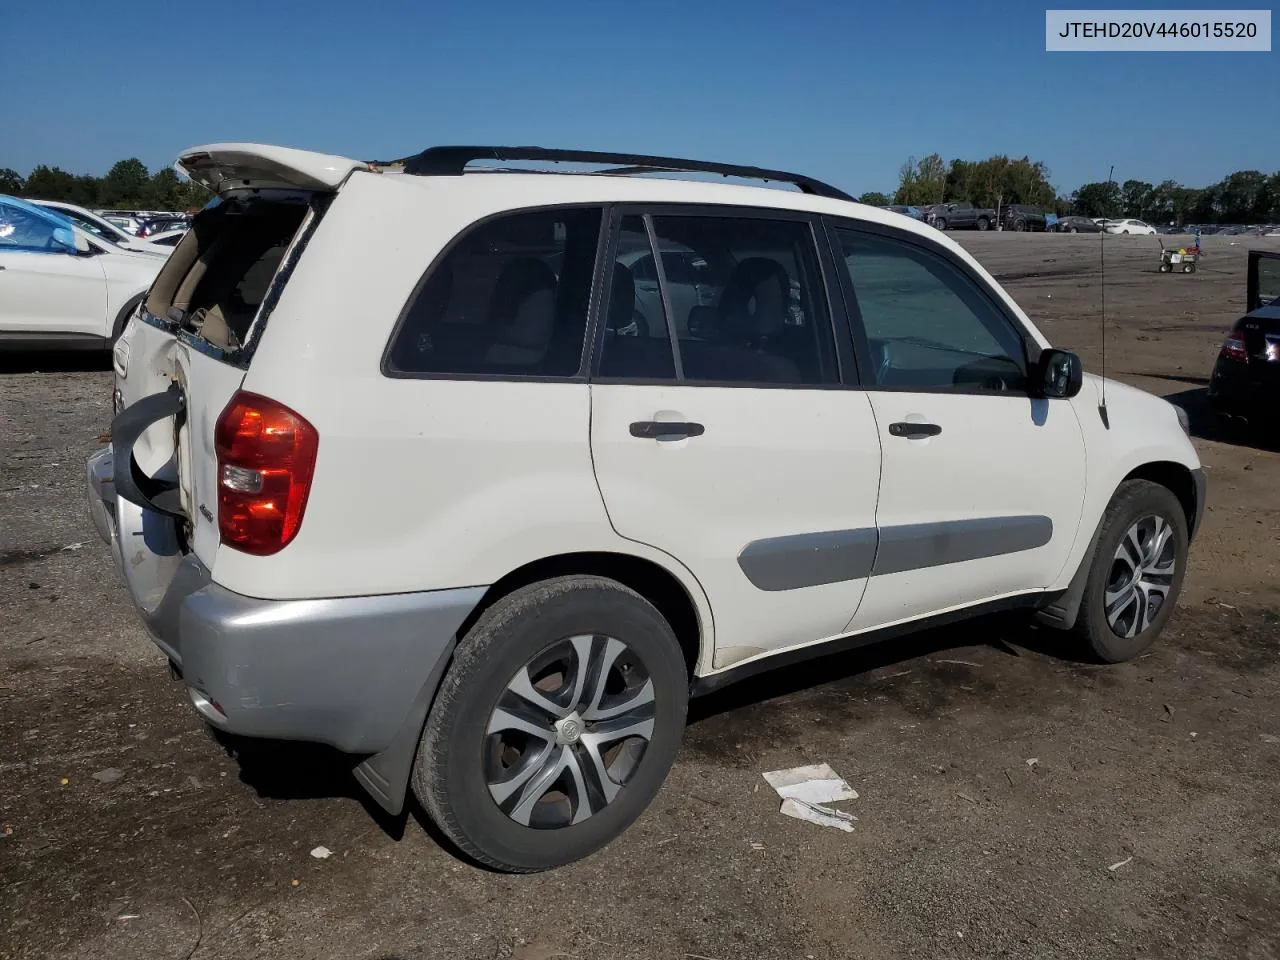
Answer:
top-left (0, 195), bottom-right (168, 348)
top-left (875, 205), bottom-right (1179, 237)
top-left (95, 208), bottom-right (193, 239)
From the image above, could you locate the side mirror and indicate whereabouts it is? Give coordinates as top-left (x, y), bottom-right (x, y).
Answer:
top-left (52, 226), bottom-right (91, 254)
top-left (1037, 348), bottom-right (1082, 398)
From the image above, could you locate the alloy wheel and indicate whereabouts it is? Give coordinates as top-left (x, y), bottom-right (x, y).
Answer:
top-left (1104, 515), bottom-right (1177, 638)
top-left (485, 635), bottom-right (655, 829)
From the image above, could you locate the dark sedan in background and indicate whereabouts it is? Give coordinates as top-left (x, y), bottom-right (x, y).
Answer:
top-left (1051, 215), bottom-right (1105, 233)
top-left (1209, 250), bottom-right (1280, 431)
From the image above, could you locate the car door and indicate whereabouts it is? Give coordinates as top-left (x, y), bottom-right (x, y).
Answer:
top-left (590, 209), bottom-right (882, 669)
top-left (826, 219), bottom-right (1087, 631)
top-left (0, 199), bottom-right (106, 338)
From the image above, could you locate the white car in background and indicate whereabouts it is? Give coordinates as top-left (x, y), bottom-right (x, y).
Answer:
top-left (100, 213), bottom-right (145, 236)
top-left (0, 196), bottom-right (163, 349)
top-left (29, 199), bottom-right (170, 256)
top-left (1105, 218), bottom-right (1157, 236)
top-left (145, 228), bottom-right (188, 248)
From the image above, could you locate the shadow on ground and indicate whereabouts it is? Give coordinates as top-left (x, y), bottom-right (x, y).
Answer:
top-left (1164, 384), bottom-right (1280, 452)
top-left (205, 611), bottom-right (1077, 850)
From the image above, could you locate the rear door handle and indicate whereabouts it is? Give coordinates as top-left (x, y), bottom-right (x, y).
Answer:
top-left (888, 421), bottom-right (941, 439)
top-left (630, 420), bottom-right (705, 440)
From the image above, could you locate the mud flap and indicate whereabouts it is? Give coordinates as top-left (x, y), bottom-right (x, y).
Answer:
top-left (351, 638), bottom-right (457, 816)
top-left (111, 382), bottom-right (187, 519)
top-left (1035, 514), bottom-right (1106, 631)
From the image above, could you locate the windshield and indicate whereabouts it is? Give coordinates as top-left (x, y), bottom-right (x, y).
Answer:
top-left (49, 207), bottom-right (127, 245)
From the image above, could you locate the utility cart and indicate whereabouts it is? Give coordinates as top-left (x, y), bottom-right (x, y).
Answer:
top-left (1158, 240), bottom-right (1199, 274)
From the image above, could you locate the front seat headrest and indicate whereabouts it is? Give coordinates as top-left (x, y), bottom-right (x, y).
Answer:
top-left (716, 257), bottom-right (791, 344)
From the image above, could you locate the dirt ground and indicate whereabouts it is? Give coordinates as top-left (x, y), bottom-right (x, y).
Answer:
top-left (3, 232), bottom-right (1280, 960)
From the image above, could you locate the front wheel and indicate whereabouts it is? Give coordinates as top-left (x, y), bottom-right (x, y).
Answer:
top-left (1074, 480), bottom-right (1188, 663)
top-left (1013, 219), bottom-right (1026, 232)
top-left (413, 576), bottom-right (689, 873)
top-left (935, 219), bottom-right (947, 231)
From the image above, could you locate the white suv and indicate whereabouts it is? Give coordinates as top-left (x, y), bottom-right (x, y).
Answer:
top-left (87, 143), bottom-right (1205, 873)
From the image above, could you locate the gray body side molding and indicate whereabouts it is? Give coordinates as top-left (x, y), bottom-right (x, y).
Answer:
top-left (738, 515), bottom-right (1053, 591)
top-left (738, 528), bottom-right (879, 591)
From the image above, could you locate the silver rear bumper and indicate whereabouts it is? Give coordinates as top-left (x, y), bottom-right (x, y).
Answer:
top-left (84, 444), bottom-right (485, 756)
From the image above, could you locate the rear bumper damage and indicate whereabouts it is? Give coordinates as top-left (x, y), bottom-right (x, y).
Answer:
top-left (86, 444), bottom-right (485, 813)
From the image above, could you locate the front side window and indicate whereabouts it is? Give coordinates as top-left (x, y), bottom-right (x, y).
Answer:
top-left (835, 227), bottom-right (1028, 393)
top-left (388, 207), bottom-right (603, 377)
top-left (0, 200), bottom-right (63, 253)
top-left (598, 212), bottom-right (837, 386)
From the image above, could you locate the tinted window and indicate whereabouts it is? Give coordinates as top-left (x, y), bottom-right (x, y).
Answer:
top-left (836, 228), bottom-right (1027, 393)
top-left (0, 201), bottom-right (61, 253)
top-left (598, 216), bottom-right (678, 378)
top-left (389, 207), bottom-right (602, 377)
top-left (599, 213), bottom-right (837, 386)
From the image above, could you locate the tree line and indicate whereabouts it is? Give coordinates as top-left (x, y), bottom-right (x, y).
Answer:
top-left (860, 153), bottom-right (1280, 225)
top-left (0, 158), bottom-right (209, 212)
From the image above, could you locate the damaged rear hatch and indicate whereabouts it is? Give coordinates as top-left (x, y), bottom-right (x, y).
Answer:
top-left (102, 144), bottom-right (364, 614)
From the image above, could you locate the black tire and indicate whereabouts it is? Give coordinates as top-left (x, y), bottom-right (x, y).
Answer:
top-left (1074, 479), bottom-right (1189, 663)
top-left (935, 219), bottom-right (947, 231)
top-left (1013, 219), bottom-right (1026, 232)
top-left (1159, 262), bottom-right (1172, 273)
top-left (111, 294), bottom-right (145, 344)
top-left (413, 575), bottom-right (689, 873)
top-left (1068, 226), bottom-right (1078, 233)
top-left (977, 217), bottom-right (990, 231)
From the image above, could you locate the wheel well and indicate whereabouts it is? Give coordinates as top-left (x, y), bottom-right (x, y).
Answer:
top-left (455, 552), bottom-right (704, 678)
top-left (112, 293), bottom-right (144, 339)
top-left (1123, 461), bottom-right (1196, 531)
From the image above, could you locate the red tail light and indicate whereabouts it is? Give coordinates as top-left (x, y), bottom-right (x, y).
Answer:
top-left (214, 392), bottom-right (319, 556)
top-left (1221, 329), bottom-right (1248, 363)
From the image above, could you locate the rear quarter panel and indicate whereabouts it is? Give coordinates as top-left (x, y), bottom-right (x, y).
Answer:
top-left (212, 173), bottom-right (715, 658)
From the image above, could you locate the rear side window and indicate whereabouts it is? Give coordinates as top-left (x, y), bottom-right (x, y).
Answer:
top-left (388, 207), bottom-right (603, 378)
top-left (597, 212), bottom-right (837, 386)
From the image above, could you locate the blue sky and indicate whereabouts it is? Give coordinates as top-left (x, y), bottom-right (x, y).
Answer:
top-left (3, 0), bottom-right (1275, 196)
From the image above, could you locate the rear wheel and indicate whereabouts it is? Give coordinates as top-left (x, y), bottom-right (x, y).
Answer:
top-left (977, 218), bottom-right (990, 231)
top-left (1068, 226), bottom-right (1078, 233)
top-left (1074, 480), bottom-right (1188, 663)
top-left (413, 576), bottom-right (689, 873)
top-left (1013, 219), bottom-right (1026, 232)
top-left (935, 219), bottom-right (948, 231)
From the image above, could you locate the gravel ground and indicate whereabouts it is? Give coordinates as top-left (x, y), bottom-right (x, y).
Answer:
top-left (2, 233), bottom-right (1280, 960)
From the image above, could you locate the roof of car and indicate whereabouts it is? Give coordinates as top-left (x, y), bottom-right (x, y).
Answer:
top-left (372, 166), bottom-right (946, 242)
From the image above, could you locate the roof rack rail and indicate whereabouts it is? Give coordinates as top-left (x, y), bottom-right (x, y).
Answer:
top-left (377, 146), bottom-right (854, 202)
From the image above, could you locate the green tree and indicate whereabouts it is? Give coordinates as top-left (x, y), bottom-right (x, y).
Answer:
top-left (859, 190), bottom-right (891, 206)
top-left (101, 158), bottom-right (151, 207)
top-left (22, 165), bottom-right (80, 202)
top-left (0, 168), bottom-right (23, 194)
top-left (1218, 170), bottom-right (1269, 222)
top-left (1072, 180), bottom-right (1122, 217)
top-left (893, 153), bottom-right (947, 205)
top-left (1121, 179), bottom-right (1154, 219)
